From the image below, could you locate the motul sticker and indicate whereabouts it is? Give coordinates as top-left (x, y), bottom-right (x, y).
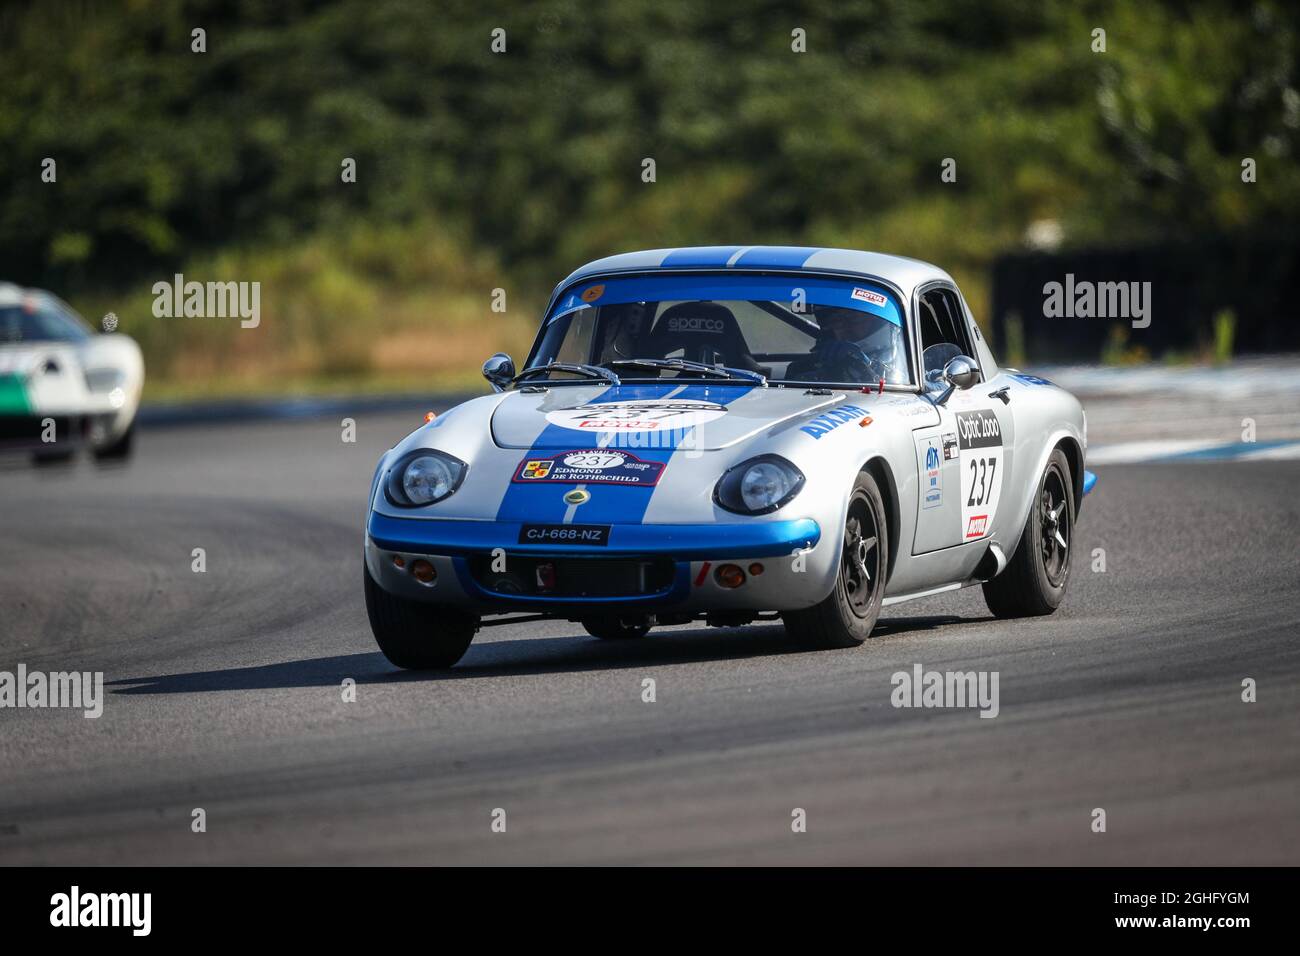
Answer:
top-left (851, 287), bottom-right (888, 307)
top-left (512, 449), bottom-right (666, 486)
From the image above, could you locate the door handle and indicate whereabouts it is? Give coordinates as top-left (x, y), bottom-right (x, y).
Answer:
top-left (988, 386), bottom-right (1011, 405)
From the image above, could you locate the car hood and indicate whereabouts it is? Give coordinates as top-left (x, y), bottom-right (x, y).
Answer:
top-left (489, 383), bottom-right (844, 452)
top-left (0, 341), bottom-right (82, 372)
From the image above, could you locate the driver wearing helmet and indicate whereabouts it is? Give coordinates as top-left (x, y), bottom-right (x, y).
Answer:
top-left (785, 306), bottom-right (902, 384)
top-left (599, 301), bottom-right (656, 362)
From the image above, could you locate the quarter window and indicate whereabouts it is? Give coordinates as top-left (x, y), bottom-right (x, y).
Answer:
top-left (918, 287), bottom-right (978, 387)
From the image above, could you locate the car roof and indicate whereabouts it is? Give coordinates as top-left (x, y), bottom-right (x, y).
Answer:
top-left (553, 246), bottom-right (955, 304)
top-left (0, 282), bottom-right (33, 307)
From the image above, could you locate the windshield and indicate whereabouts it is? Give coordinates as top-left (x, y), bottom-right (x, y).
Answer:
top-left (528, 273), bottom-right (911, 387)
top-left (0, 296), bottom-right (92, 345)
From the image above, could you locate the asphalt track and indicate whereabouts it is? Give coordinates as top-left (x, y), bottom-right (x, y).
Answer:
top-left (1, 405), bottom-right (1298, 865)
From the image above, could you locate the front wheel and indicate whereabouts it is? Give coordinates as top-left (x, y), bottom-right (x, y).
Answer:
top-left (93, 421), bottom-right (136, 462)
top-left (982, 447), bottom-right (1074, 617)
top-left (363, 563), bottom-right (479, 668)
top-left (782, 471), bottom-right (887, 649)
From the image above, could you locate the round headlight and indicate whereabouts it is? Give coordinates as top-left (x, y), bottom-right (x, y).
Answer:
top-left (740, 461), bottom-right (795, 511)
top-left (403, 455), bottom-right (455, 504)
top-left (385, 450), bottom-right (466, 507)
top-left (715, 455), bottom-right (805, 515)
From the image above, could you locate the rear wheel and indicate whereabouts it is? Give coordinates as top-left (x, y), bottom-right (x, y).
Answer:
top-left (782, 471), bottom-right (887, 649)
top-left (363, 563), bottom-right (478, 668)
top-left (982, 447), bottom-right (1074, 617)
top-left (582, 616), bottom-right (651, 640)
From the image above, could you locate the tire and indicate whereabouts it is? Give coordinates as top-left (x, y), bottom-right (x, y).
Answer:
top-left (782, 470), bottom-right (887, 649)
top-left (31, 448), bottom-right (75, 465)
top-left (982, 447), bottom-right (1074, 618)
top-left (363, 562), bottom-right (479, 669)
top-left (93, 421), bottom-right (135, 462)
top-left (582, 616), bottom-right (651, 640)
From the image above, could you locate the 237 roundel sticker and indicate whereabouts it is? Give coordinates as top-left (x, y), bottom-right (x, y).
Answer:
top-left (513, 449), bottom-right (666, 486)
top-left (545, 400), bottom-right (727, 432)
top-left (956, 410), bottom-right (1004, 540)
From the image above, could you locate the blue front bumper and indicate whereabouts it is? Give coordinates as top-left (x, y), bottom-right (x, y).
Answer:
top-left (367, 513), bottom-right (821, 559)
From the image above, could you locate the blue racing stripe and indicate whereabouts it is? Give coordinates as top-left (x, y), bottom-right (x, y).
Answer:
top-left (731, 246), bottom-right (820, 269)
top-left (569, 383), bottom-right (753, 524)
top-left (495, 383), bottom-right (754, 526)
top-left (495, 383), bottom-right (671, 524)
top-left (660, 246), bottom-right (747, 268)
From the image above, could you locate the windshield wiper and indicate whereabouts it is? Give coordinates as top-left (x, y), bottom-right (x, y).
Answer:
top-left (606, 358), bottom-right (767, 385)
top-left (513, 363), bottom-right (621, 385)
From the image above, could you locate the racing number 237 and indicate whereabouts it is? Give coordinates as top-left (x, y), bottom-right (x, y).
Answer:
top-left (967, 456), bottom-right (997, 507)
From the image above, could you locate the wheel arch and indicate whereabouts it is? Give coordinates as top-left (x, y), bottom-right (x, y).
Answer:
top-left (1055, 435), bottom-right (1084, 517)
top-left (1001, 429), bottom-right (1084, 566)
top-left (860, 456), bottom-right (901, 586)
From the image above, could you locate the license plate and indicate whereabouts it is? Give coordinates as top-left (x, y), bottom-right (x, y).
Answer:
top-left (517, 523), bottom-right (611, 546)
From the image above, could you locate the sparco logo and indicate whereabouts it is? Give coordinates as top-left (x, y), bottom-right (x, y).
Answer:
top-left (666, 316), bottom-right (724, 333)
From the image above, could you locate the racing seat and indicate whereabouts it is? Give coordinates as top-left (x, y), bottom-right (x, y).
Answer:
top-left (646, 302), bottom-right (771, 375)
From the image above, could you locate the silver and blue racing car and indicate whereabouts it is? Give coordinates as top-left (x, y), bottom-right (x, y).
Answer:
top-left (363, 246), bottom-right (1096, 668)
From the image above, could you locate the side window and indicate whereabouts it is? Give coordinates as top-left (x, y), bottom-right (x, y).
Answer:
top-left (532, 308), bottom-right (598, 367)
top-left (918, 288), bottom-right (977, 385)
top-left (554, 310), bottom-right (595, 364)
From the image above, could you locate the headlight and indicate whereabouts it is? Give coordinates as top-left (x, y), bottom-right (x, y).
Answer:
top-left (384, 449), bottom-right (467, 507)
top-left (714, 455), bottom-right (805, 515)
top-left (84, 367), bottom-right (126, 393)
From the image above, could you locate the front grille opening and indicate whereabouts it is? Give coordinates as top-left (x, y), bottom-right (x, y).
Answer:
top-left (0, 414), bottom-right (82, 445)
top-left (468, 554), bottom-right (674, 598)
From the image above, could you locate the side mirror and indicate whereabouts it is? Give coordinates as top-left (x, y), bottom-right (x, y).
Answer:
top-left (482, 353), bottom-right (515, 392)
top-left (934, 355), bottom-right (979, 406)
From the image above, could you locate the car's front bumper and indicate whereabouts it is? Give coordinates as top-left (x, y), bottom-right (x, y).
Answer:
top-left (0, 412), bottom-right (126, 452)
top-left (364, 513), bottom-right (830, 615)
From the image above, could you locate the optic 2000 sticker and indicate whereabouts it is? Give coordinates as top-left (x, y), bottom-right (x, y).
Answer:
top-left (956, 409), bottom-right (1003, 539)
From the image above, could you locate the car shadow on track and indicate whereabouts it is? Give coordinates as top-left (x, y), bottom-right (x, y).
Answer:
top-left (107, 614), bottom-right (974, 694)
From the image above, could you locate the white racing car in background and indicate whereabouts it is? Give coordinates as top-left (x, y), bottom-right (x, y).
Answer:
top-left (363, 246), bottom-right (1096, 668)
top-left (0, 283), bottom-right (143, 462)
